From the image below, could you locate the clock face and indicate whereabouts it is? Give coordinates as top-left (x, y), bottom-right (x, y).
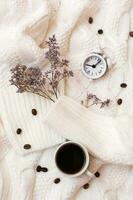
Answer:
top-left (82, 53), bottom-right (107, 79)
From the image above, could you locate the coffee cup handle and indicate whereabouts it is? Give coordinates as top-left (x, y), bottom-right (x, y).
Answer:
top-left (85, 170), bottom-right (94, 178)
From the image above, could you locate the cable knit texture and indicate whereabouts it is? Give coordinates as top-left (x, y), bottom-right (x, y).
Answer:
top-left (0, 0), bottom-right (133, 199)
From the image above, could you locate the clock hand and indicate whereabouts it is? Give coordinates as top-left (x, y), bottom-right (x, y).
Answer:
top-left (86, 61), bottom-right (101, 68)
top-left (86, 64), bottom-right (93, 67)
top-left (95, 60), bottom-right (101, 66)
top-left (86, 64), bottom-right (97, 69)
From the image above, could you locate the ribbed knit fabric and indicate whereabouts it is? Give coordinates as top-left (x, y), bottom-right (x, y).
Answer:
top-left (0, 0), bottom-right (133, 199)
top-left (45, 96), bottom-right (133, 165)
top-left (0, 85), bottom-right (65, 155)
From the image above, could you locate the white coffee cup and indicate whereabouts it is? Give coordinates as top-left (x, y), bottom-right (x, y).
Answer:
top-left (54, 141), bottom-right (94, 178)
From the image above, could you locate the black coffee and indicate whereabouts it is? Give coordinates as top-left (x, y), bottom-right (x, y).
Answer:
top-left (55, 143), bottom-right (86, 175)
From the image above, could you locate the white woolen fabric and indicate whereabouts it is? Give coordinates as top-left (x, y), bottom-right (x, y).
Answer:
top-left (45, 96), bottom-right (133, 165)
top-left (0, 85), bottom-right (65, 155)
top-left (0, 0), bottom-right (133, 199)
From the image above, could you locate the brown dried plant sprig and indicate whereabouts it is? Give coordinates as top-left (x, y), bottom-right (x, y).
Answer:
top-left (10, 35), bottom-right (74, 103)
top-left (81, 93), bottom-right (111, 108)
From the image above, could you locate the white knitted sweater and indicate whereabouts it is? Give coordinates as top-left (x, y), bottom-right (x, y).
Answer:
top-left (0, 0), bottom-right (133, 199)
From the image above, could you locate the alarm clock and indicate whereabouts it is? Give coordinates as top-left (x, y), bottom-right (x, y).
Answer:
top-left (82, 53), bottom-right (108, 80)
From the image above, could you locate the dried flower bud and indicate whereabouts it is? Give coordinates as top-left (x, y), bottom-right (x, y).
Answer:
top-left (69, 71), bottom-right (74, 77)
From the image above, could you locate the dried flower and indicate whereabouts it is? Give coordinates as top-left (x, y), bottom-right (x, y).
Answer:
top-left (10, 35), bottom-right (74, 102)
top-left (100, 99), bottom-right (110, 108)
top-left (81, 93), bottom-right (111, 108)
